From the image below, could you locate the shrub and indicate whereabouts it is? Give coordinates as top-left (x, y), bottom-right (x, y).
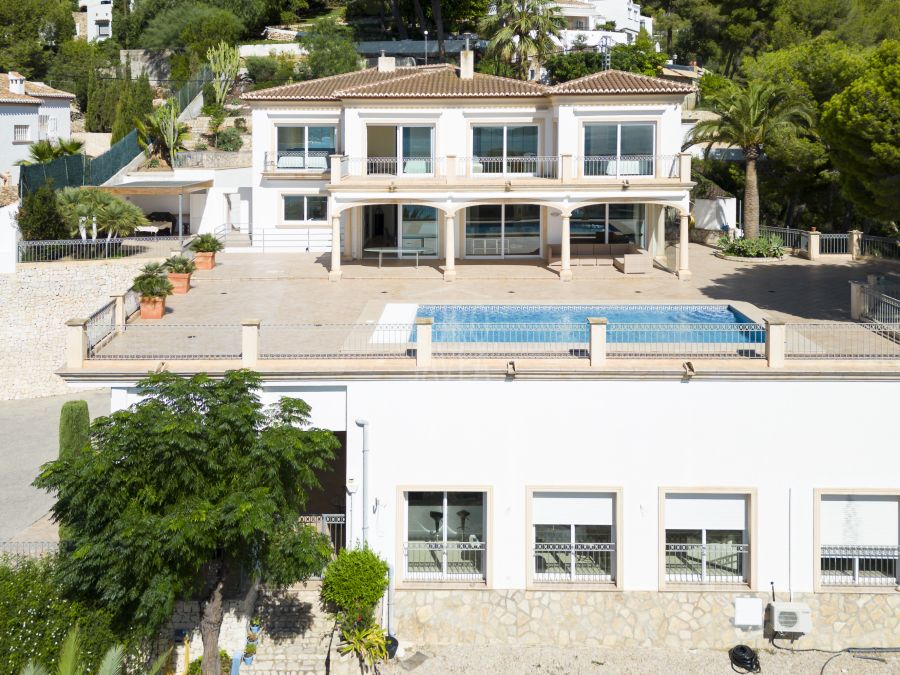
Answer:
top-left (246, 55), bottom-right (296, 90)
top-left (186, 650), bottom-right (231, 675)
top-left (201, 82), bottom-right (223, 118)
top-left (164, 255), bottom-right (196, 274)
top-left (17, 183), bottom-right (68, 241)
top-left (717, 234), bottom-right (784, 258)
top-left (190, 233), bottom-right (224, 253)
top-left (0, 556), bottom-right (126, 673)
top-left (338, 622), bottom-right (388, 668)
top-left (321, 547), bottom-right (389, 626)
top-left (216, 127), bottom-right (244, 152)
top-left (133, 262), bottom-right (174, 298)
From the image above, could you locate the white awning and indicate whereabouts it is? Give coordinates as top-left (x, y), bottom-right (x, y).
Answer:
top-left (821, 495), bottom-right (899, 546)
top-left (665, 493), bottom-right (747, 531)
top-left (533, 491), bottom-right (614, 526)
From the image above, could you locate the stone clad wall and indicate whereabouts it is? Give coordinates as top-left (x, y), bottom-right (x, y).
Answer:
top-left (0, 260), bottom-right (146, 399)
top-left (394, 590), bottom-right (900, 651)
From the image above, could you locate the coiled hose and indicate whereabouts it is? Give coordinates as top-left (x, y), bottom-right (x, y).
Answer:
top-left (729, 644), bottom-right (761, 673)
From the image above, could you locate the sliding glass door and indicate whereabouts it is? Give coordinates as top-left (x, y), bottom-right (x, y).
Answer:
top-left (472, 125), bottom-right (539, 175)
top-left (465, 204), bottom-right (541, 257)
top-left (570, 204), bottom-right (646, 247)
top-left (362, 205), bottom-right (438, 257)
top-left (366, 126), bottom-right (434, 175)
top-left (276, 126), bottom-right (336, 169)
top-left (583, 123), bottom-right (655, 176)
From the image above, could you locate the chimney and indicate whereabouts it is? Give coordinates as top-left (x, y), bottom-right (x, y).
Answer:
top-left (8, 72), bottom-right (25, 95)
top-left (460, 40), bottom-right (474, 80)
top-left (377, 51), bottom-right (396, 73)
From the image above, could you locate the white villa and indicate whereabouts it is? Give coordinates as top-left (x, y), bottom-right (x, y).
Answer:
top-left (556, 0), bottom-right (654, 50)
top-left (73, 0), bottom-right (113, 42)
top-left (246, 51), bottom-right (695, 281)
top-left (0, 73), bottom-right (74, 185)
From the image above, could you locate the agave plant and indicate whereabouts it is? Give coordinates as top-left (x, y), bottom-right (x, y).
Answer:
top-left (19, 626), bottom-right (170, 675)
top-left (136, 99), bottom-right (189, 166)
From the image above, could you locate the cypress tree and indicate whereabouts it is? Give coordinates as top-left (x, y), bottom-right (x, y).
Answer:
top-left (58, 400), bottom-right (90, 542)
top-left (17, 183), bottom-right (68, 241)
top-left (110, 70), bottom-right (135, 144)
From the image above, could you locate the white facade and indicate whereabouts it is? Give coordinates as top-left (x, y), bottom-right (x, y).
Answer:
top-left (74, 0), bottom-right (113, 42)
top-left (556, 0), bottom-right (654, 51)
top-left (0, 74), bottom-right (73, 184)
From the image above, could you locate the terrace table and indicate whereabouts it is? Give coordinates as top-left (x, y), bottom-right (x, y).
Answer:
top-left (364, 246), bottom-right (427, 269)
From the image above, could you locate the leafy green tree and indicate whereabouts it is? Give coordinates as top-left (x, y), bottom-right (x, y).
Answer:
top-left (836, 0), bottom-right (900, 46)
top-left (34, 370), bottom-right (339, 675)
top-left (688, 81), bottom-right (812, 238)
top-left (479, 0), bottom-right (564, 80)
top-left (112, 70), bottom-right (155, 144)
top-left (46, 41), bottom-right (111, 113)
top-left (16, 183), bottom-right (68, 241)
top-left (769, 0), bottom-right (850, 49)
top-left (245, 55), bottom-right (297, 90)
top-left (544, 51), bottom-right (607, 83)
top-left (0, 0), bottom-right (74, 78)
top-left (299, 18), bottom-right (361, 80)
top-left (610, 28), bottom-right (669, 76)
top-left (140, 3), bottom-right (244, 63)
top-left (820, 40), bottom-right (900, 223)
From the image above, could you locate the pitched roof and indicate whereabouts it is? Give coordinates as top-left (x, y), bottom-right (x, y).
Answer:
top-left (550, 69), bottom-right (697, 95)
top-left (335, 65), bottom-right (547, 98)
top-left (243, 66), bottom-right (444, 101)
top-left (0, 73), bottom-right (75, 104)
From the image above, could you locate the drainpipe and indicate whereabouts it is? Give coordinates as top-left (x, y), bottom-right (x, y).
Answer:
top-left (355, 419), bottom-right (370, 546)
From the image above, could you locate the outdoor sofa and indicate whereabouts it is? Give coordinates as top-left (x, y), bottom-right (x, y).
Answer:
top-left (547, 243), bottom-right (653, 273)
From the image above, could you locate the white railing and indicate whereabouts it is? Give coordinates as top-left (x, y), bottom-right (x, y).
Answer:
top-left (665, 542), bottom-right (749, 585)
top-left (761, 226), bottom-right (805, 251)
top-left (533, 542), bottom-right (615, 583)
top-left (18, 236), bottom-right (187, 263)
top-left (85, 288), bottom-right (142, 351)
top-left (88, 324), bottom-right (243, 360)
top-left (820, 233), bottom-right (849, 254)
top-left (607, 323), bottom-right (766, 359)
top-left (259, 323), bottom-right (416, 359)
top-left (299, 513), bottom-right (346, 557)
top-left (264, 150), bottom-right (330, 172)
top-left (860, 234), bottom-right (900, 260)
top-left (860, 285), bottom-right (900, 325)
top-left (579, 155), bottom-right (677, 179)
top-left (429, 323), bottom-right (588, 359)
top-left (785, 322), bottom-right (900, 360)
top-left (344, 156), bottom-right (437, 177)
top-left (0, 540), bottom-right (62, 559)
top-left (463, 156), bottom-right (560, 179)
top-left (404, 541), bottom-right (486, 582)
top-left (173, 151), bottom-right (252, 169)
top-left (820, 545), bottom-right (899, 587)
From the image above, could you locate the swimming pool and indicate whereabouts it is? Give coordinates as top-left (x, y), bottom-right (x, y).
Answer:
top-left (411, 304), bottom-right (764, 345)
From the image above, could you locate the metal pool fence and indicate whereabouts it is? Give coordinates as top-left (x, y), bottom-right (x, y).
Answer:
top-left (88, 324), bottom-right (243, 360)
top-left (259, 323), bottom-right (416, 359)
top-left (607, 323), bottom-right (766, 359)
top-left (785, 322), bottom-right (900, 359)
top-left (18, 236), bottom-right (188, 263)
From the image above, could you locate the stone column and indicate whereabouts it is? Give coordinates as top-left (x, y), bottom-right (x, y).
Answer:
top-left (849, 230), bottom-right (861, 260)
top-left (415, 317), bottom-right (433, 367)
top-left (110, 293), bottom-right (126, 331)
top-left (588, 317), bottom-right (607, 367)
top-left (849, 281), bottom-right (865, 321)
top-left (678, 153), bottom-right (691, 181)
top-left (445, 155), bottom-right (457, 183)
top-left (560, 154), bottom-right (574, 183)
top-left (443, 213), bottom-right (456, 281)
top-left (241, 319), bottom-right (260, 367)
top-left (677, 213), bottom-right (691, 280)
top-left (329, 154), bottom-right (342, 185)
top-left (805, 231), bottom-right (820, 261)
top-left (560, 215), bottom-right (572, 282)
top-left (65, 319), bottom-right (87, 369)
top-left (329, 214), bottom-right (342, 281)
top-left (765, 319), bottom-right (785, 368)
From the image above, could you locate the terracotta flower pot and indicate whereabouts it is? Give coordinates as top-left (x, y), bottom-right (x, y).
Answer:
top-left (140, 296), bottom-right (166, 319)
top-left (194, 252), bottom-right (216, 270)
top-left (168, 272), bottom-right (192, 294)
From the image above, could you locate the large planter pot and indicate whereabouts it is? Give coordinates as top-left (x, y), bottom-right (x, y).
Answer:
top-left (194, 252), bottom-right (216, 270)
top-left (168, 272), bottom-right (192, 294)
top-left (242, 655), bottom-right (254, 665)
top-left (385, 635), bottom-right (399, 659)
top-left (139, 296), bottom-right (166, 319)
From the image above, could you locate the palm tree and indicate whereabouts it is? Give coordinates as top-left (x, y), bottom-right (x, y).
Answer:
top-left (480, 0), bottom-right (565, 80)
top-left (136, 99), bottom-right (189, 166)
top-left (20, 625), bottom-right (169, 675)
top-left (96, 194), bottom-right (148, 239)
top-left (57, 186), bottom-right (93, 240)
top-left (15, 138), bottom-right (85, 166)
top-left (56, 138), bottom-right (85, 156)
top-left (686, 82), bottom-right (812, 239)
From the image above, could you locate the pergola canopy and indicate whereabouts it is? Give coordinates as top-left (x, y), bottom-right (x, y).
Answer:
top-left (93, 180), bottom-right (213, 196)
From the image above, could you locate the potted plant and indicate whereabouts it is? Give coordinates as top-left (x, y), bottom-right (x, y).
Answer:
top-left (133, 263), bottom-right (173, 319)
top-left (164, 255), bottom-right (196, 294)
top-left (243, 643), bottom-right (257, 665)
top-left (189, 233), bottom-right (224, 270)
top-left (246, 630), bottom-right (259, 644)
top-left (250, 616), bottom-right (262, 635)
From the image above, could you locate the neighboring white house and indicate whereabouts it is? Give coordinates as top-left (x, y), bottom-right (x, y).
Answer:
top-left (245, 51), bottom-right (696, 281)
top-left (556, 0), bottom-right (654, 51)
top-left (0, 72), bottom-right (74, 184)
top-left (73, 0), bottom-right (113, 42)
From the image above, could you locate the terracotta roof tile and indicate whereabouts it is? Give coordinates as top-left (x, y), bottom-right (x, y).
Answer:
top-left (550, 69), bottom-right (697, 95)
top-left (335, 65), bottom-right (548, 98)
top-left (0, 73), bottom-right (74, 104)
top-left (243, 66), bottom-right (445, 101)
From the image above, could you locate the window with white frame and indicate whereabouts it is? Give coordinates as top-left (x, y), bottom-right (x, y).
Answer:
top-left (282, 195), bottom-right (328, 223)
top-left (38, 115), bottom-right (48, 137)
top-left (664, 493), bottom-right (749, 585)
top-left (583, 122), bottom-right (655, 177)
top-left (364, 125), bottom-right (434, 176)
top-left (820, 494), bottom-right (899, 587)
top-left (404, 491), bottom-right (486, 582)
top-left (13, 125), bottom-right (30, 143)
top-left (275, 125), bottom-right (336, 170)
top-left (472, 124), bottom-right (539, 175)
top-left (532, 491), bottom-right (616, 584)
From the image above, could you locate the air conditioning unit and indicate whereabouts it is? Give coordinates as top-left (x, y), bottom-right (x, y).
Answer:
top-left (769, 602), bottom-right (812, 635)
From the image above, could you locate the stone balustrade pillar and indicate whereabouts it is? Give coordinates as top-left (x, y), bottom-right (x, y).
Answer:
top-left (329, 154), bottom-right (343, 185)
top-left (65, 318), bottom-right (88, 369)
top-left (849, 281), bottom-right (865, 321)
top-left (678, 153), bottom-right (691, 181)
top-left (560, 154), bottom-right (574, 183)
top-left (765, 319), bottom-right (785, 368)
top-left (445, 155), bottom-right (457, 183)
top-left (241, 319), bottom-right (260, 367)
top-left (443, 214), bottom-right (456, 281)
top-left (849, 230), bottom-right (861, 260)
top-left (677, 214), bottom-right (691, 280)
top-left (329, 215), bottom-right (342, 281)
top-left (588, 317), bottom-right (607, 367)
top-left (110, 293), bottom-right (126, 331)
top-left (805, 231), bottom-right (820, 261)
top-left (415, 317), bottom-right (433, 368)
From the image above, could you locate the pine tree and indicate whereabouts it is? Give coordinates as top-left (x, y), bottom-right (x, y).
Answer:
top-left (57, 400), bottom-right (90, 542)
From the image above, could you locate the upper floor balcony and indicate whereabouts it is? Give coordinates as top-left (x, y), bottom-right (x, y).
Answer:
top-left (263, 152), bottom-right (692, 186)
